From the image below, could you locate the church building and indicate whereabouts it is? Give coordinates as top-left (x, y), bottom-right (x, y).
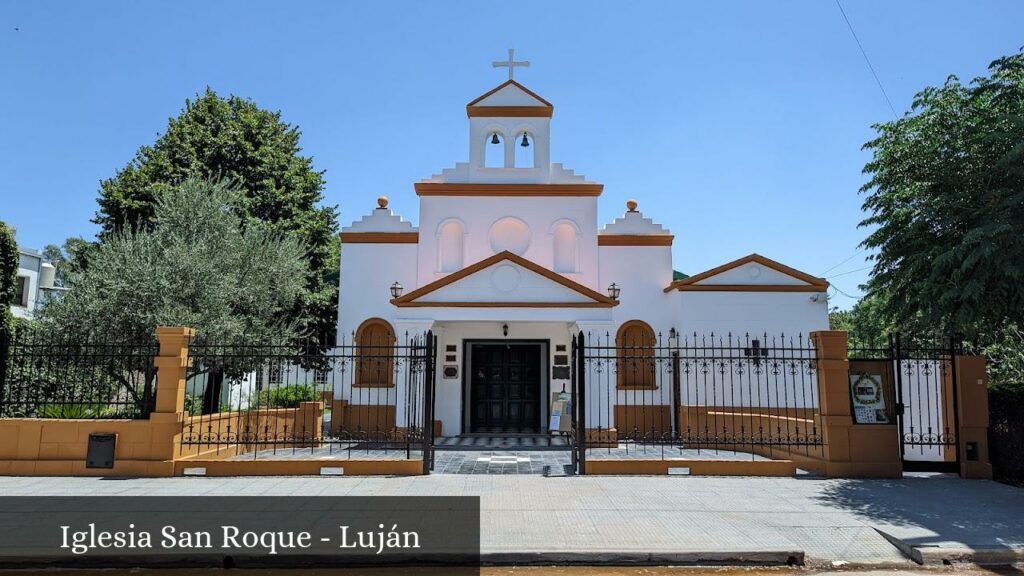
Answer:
top-left (337, 60), bottom-right (829, 437)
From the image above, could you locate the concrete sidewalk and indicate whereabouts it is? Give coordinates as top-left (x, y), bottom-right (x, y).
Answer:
top-left (1, 474), bottom-right (1021, 567)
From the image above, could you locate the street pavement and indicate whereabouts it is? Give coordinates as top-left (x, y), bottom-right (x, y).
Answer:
top-left (0, 474), bottom-right (1022, 568)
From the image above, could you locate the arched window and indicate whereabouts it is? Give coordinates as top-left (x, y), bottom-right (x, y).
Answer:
top-left (438, 220), bottom-right (465, 272)
top-left (355, 318), bottom-right (396, 387)
top-left (514, 132), bottom-right (534, 168)
top-left (616, 320), bottom-right (657, 389)
top-left (485, 132), bottom-right (504, 168)
top-left (552, 222), bottom-right (578, 273)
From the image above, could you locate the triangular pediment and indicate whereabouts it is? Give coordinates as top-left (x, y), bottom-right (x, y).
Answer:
top-left (664, 254), bottom-right (828, 293)
top-left (392, 251), bottom-right (616, 308)
top-left (466, 81), bottom-right (554, 117)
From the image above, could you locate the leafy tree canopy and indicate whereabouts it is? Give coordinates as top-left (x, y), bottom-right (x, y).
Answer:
top-left (0, 221), bottom-right (17, 333)
top-left (38, 178), bottom-right (308, 345)
top-left (94, 88), bottom-right (338, 337)
top-left (859, 51), bottom-right (1024, 339)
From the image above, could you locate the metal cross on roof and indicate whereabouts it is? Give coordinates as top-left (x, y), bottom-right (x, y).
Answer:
top-left (492, 48), bottom-right (530, 80)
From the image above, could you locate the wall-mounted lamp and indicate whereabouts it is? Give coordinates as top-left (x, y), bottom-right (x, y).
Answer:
top-left (607, 282), bottom-right (621, 301)
top-left (390, 281), bottom-right (403, 299)
top-left (502, 323), bottom-right (509, 337)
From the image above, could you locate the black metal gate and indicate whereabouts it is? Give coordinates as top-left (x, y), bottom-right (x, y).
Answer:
top-left (851, 334), bottom-right (961, 473)
top-left (894, 335), bottom-right (961, 472)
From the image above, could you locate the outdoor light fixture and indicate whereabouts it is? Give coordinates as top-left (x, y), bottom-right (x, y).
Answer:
top-left (491, 133), bottom-right (500, 144)
top-left (390, 281), bottom-right (403, 299)
top-left (502, 323), bottom-right (509, 337)
top-left (669, 327), bottom-right (677, 340)
top-left (607, 283), bottom-right (621, 301)
top-left (520, 133), bottom-right (530, 147)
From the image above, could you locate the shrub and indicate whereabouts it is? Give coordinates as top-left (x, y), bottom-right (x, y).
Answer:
top-left (256, 384), bottom-right (317, 408)
top-left (36, 404), bottom-right (114, 419)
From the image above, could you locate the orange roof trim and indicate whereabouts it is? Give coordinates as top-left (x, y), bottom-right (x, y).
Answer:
top-left (391, 251), bottom-right (618, 308)
top-left (664, 253), bottom-right (829, 293)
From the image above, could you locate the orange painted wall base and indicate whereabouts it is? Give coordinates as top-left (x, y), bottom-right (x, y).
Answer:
top-left (173, 458), bottom-right (424, 476)
top-left (586, 458), bottom-right (797, 476)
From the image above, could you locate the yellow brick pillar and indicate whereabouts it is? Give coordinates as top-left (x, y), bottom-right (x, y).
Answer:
top-left (955, 355), bottom-right (993, 479)
top-left (148, 326), bottom-right (196, 473)
top-left (812, 330), bottom-right (901, 478)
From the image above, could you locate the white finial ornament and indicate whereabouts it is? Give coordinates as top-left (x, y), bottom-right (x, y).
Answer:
top-left (492, 48), bottom-right (530, 80)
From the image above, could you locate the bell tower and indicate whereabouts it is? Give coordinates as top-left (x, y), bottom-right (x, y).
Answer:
top-left (465, 50), bottom-right (553, 182)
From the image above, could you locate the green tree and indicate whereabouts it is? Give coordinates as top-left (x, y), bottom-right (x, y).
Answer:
top-left (40, 178), bottom-right (308, 345)
top-left (829, 293), bottom-right (894, 351)
top-left (859, 51), bottom-right (1024, 338)
top-left (0, 221), bottom-right (17, 333)
top-left (94, 88), bottom-right (338, 338)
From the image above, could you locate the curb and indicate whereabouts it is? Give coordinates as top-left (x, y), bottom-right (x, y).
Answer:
top-left (875, 529), bottom-right (1024, 566)
top-left (480, 550), bottom-right (805, 566)
top-left (0, 550), bottom-right (806, 569)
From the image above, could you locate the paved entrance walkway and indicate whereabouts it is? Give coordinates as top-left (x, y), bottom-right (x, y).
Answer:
top-left (2, 475), bottom-right (1021, 567)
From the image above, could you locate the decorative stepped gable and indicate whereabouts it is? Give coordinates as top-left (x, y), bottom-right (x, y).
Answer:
top-left (598, 200), bottom-right (673, 245)
top-left (340, 197), bottom-right (417, 242)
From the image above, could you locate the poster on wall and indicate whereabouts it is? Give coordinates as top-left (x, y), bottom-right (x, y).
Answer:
top-left (849, 372), bottom-right (890, 424)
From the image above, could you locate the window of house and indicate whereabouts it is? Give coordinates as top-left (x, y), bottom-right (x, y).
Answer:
top-left (13, 276), bottom-right (29, 307)
top-left (314, 369), bottom-right (329, 386)
top-left (268, 362), bottom-right (285, 386)
top-left (355, 318), bottom-right (396, 387)
top-left (616, 320), bottom-right (657, 389)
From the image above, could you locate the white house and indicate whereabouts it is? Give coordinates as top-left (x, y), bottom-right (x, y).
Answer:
top-left (336, 74), bottom-right (829, 437)
top-left (10, 244), bottom-right (58, 320)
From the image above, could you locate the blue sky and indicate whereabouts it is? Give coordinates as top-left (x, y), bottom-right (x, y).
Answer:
top-left (2, 1), bottom-right (1022, 309)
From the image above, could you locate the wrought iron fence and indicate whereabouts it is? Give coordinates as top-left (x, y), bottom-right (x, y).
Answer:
top-left (0, 328), bottom-right (158, 419)
top-left (179, 331), bottom-right (434, 461)
top-left (576, 331), bottom-right (822, 461)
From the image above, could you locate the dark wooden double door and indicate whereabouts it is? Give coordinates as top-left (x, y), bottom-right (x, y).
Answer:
top-left (469, 343), bottom-right (542, 433)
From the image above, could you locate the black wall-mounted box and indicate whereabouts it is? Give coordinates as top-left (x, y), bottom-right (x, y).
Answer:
top-left (86, 433), bottom-right (117, 469)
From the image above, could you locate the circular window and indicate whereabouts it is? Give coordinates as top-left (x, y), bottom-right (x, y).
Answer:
top-left (488, 217), bottom-right (531, 255)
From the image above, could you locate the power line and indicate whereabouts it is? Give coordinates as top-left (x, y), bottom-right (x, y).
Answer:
top-left (827, 265), bottom-right (872, 279)
top-left (834, 0), bottom-right (899, 119)
top-left (819, 248), bottom-right (867, 276)
top-left (829, 283), bottom-right (863, 300)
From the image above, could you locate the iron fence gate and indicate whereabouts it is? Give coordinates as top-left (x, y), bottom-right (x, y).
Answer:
top-left (572, 331), bottom-right (823, 468)
top-left (851, 334), bottom-right (961, 472)
top-left (179, 331), bottom-right (436, 471)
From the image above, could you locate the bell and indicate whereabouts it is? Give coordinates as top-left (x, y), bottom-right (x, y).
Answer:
top-left (520, 133), bottom-right (530, 147)
top-left (491, 133), bottom-right (500, 145)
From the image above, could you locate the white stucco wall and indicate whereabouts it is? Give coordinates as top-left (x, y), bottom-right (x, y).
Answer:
top-left (417, 196), bottom-right (599, 290)
top-left (598, 245), bottom-right (677, 337)
top-left (678, 291), bottom-right (829, 338)
top-left (337, 242), bottom-right (418, 339)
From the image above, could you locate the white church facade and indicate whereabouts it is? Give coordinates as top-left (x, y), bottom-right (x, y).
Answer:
top-left (336, 74), bottom-right (829, 437)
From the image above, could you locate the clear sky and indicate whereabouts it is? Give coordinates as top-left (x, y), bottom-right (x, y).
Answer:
top-left (2, 1), bottom-right (1022, 309)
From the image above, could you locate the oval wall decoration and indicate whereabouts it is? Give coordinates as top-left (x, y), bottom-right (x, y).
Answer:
top-left (491, 264), bottom-right (522, 293)
top-left (488, 217), bottom-right (531, 255)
